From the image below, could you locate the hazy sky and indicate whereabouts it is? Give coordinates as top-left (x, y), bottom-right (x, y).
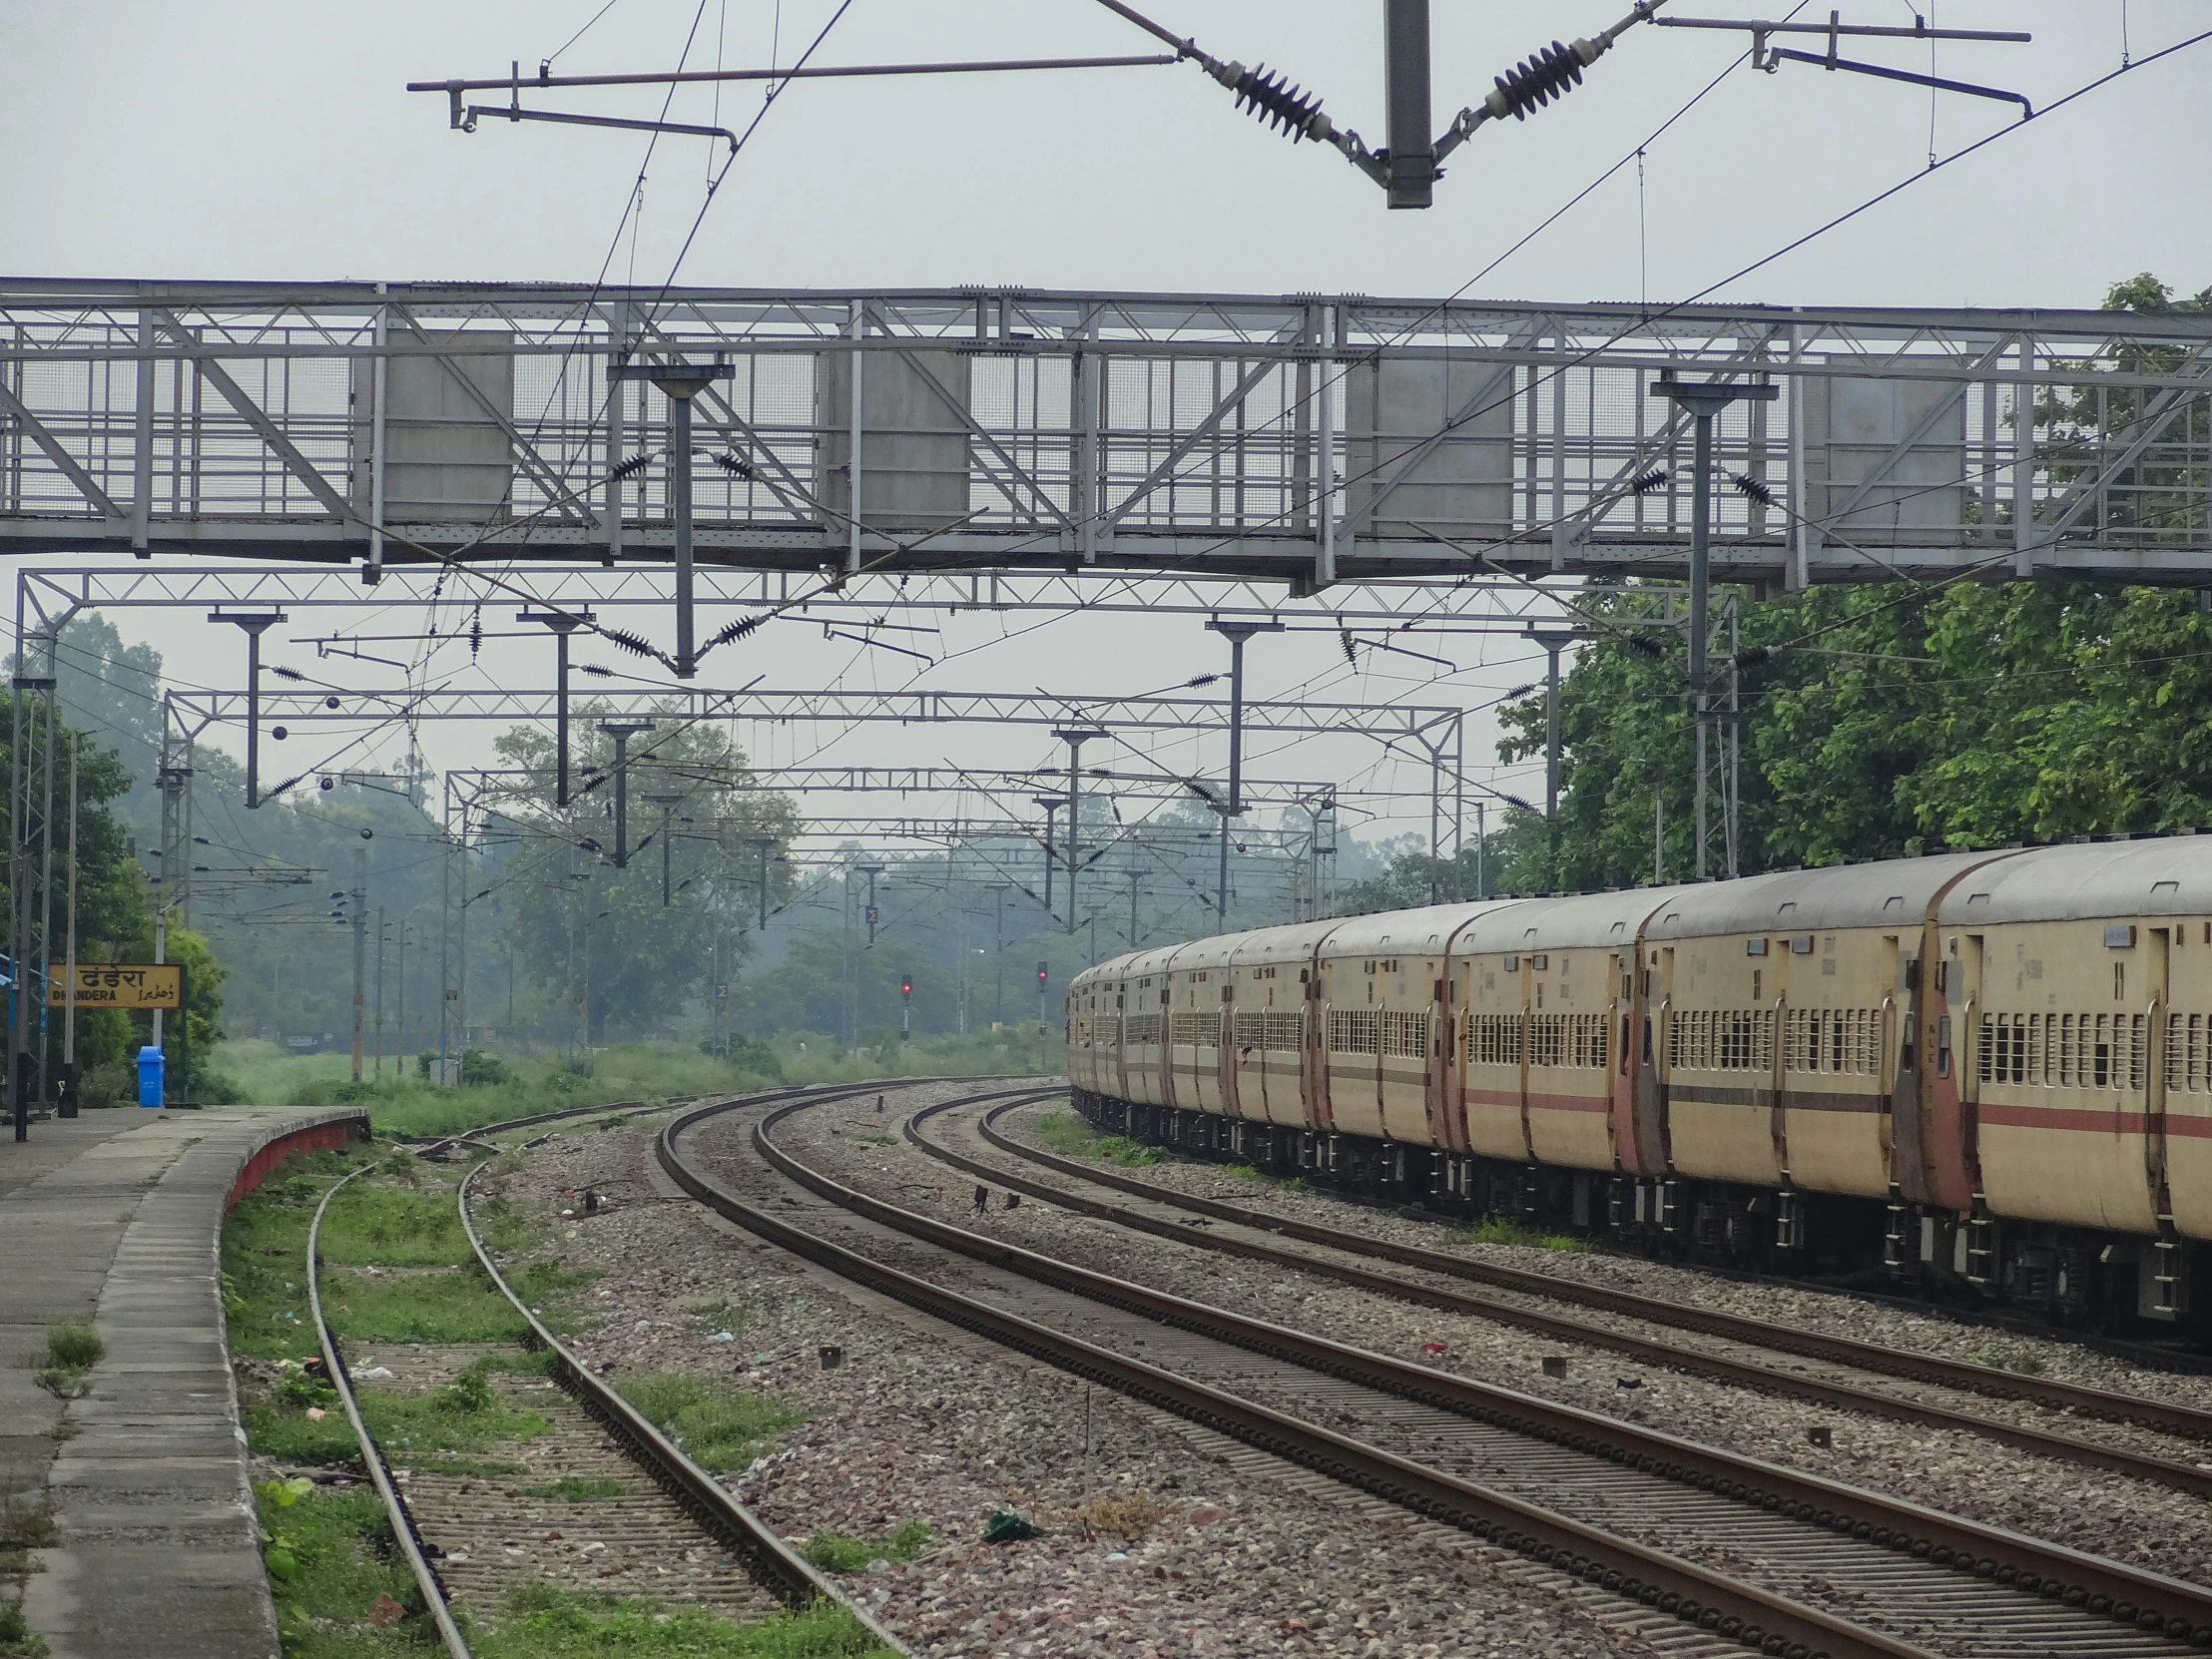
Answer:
top-left (3, 1), bottom-right (2205, 866)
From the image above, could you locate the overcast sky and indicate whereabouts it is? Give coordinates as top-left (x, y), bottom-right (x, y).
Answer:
top-left (3, 1), bottom-right (2206, 870)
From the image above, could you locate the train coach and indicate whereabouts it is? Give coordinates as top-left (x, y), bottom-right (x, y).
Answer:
top-left (1065, 835), bottom-right (2212, 1335)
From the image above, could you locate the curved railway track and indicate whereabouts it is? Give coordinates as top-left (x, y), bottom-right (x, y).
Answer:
top-left (303, 1083), bottom-right (915, 1658)
top-left (660, 1084), bottom-right (2212, 1659)
top-left (1051, 1113), bottom-right (2212, 1430)
top-left (898, 1095), bottom-right (2212, 1498)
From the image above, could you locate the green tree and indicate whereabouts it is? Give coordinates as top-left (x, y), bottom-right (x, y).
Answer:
top-left (491, 709), bottom-right (800, 1044)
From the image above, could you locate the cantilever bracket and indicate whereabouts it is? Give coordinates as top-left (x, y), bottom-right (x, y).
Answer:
top-left (1764, 48), bottom-right (2032, 117)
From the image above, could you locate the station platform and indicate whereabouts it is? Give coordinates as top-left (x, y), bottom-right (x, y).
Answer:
top-left (2, 1104), bottom-right (367, 1659)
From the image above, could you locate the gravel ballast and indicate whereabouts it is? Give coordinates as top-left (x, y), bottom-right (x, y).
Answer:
top-left (483, 1085), bottom-right (1688, 1659)
top-left (742, 1092), bottom-right (2212, 1593)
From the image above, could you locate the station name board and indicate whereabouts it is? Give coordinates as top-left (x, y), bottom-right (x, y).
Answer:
top-left (49, 964), bottom-right (183, 1009)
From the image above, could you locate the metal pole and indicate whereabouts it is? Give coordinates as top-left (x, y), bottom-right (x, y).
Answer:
top-left (1204, 621), bottom-right (1281, 929)
top-left (608, 359), bottom-right (728, 668)
top-left (672, 392), bottom-right (696, 677)
top-left (367, 283), bottom-right (387, 583)
top-left (1317, 304), bottom-right (1338, 586)
top-left (36, 685), bottom-right (55, 1111)
top-left (396, 919), bottom-right (406, 1073)
top-left (248, 624), bottom-right (264, 812)
top-left (1650, 372), bottom-right (1774, 883)
top-left (599, 721), bottom-right (654, 867)
top-left (438, 822), bottom-right (451, 1082)
top-left (1033, 799), bottom-right (1059, 917)
top-left (60, 732), bottom-right (77, 1116)
top-left (857, 864), bottom-right (884, 946)
top-left (1475, 801), bottom-right (1486, 900)
top-left (212, 612), bottom-right (285, 809)
top-left (1052, 729), bottom-right (1106, 934)
top-left (1383, 0), bottom-right (1435, 209)
top-left (1217, 808), bottom-right (1231, 932)
top-left (1690, 405), bottom-right (1712, 880)
top-left (350, 845), bottom-right (366, 1082)
top-left (645, 794), bottom-right (682, 904)
top-left (13, 674), bottom-right (28, 1140)
top-left (520, 612), bottom-right (590, 806)
top-left (752, 835), bottom-right (775, 928)
top-left (374, 907), bottom-right (386, 1078)
top-left (992, 886), bottom-right (1007, 1026)
top-left (1727, 597), bottom-right (1741, 879)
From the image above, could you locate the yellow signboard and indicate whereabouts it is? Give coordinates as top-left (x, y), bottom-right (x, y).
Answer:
top-left (49, 964), bottom-right (183, 1010)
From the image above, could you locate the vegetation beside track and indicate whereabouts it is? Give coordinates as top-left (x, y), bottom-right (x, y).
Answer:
top-left (209, 1032), bottom-right (1059, 1141)
top-left (220, 1138), bottom-right (879, 1656)
top-left (1034, 1110), bottom-right (1163, 1167)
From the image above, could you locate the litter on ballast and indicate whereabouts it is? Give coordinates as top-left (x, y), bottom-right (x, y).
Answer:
top-left (983, 1508), bottom-right (1043, 1544)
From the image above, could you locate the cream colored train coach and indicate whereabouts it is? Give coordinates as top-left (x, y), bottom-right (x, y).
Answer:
top-left (1065, 836), bottom-right (2212, 1332)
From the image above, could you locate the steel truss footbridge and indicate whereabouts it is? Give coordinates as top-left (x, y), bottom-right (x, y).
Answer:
top-left (3, 278), bottom-right (2207, 589)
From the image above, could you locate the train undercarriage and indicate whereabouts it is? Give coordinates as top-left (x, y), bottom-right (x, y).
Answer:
top-left (1071, 1088), bottom-right (2205, 1345)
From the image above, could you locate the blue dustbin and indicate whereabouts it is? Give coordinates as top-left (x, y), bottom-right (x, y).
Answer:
top-left (136, 1045), bottom-right (165, 1108)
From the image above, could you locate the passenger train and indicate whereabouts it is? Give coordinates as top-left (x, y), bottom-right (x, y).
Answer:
top-left (1065, 836), bottom-right (2212, 1335)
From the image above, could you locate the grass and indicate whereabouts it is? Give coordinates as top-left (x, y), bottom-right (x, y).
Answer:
top-left (222, 1147), bottom-right (375, 1363)
top-left (800, 1520), bottom-right (933, 1574)
top-left (472, 1584), bottom-right (896, 1659)
top-left (35, 1319), bottom-right (105, 1398)
top-left (1032, 1111), bottom-right (1099, 1157)
top-left (0, 1499), bottom-right (56, 1551)
top-left (207, 1030), bottom-right (1060, 1142)
top-left (1094, 1135), bottom-right (1166, 1167)
top-left (316, 1176), bottom-right (533, 1268)
top-left (218, 1078), bottom-right (868, 1658)
top-left (518, 1475), bottom-right (629, 1501)
top-left (252, 1480), bottom-right (421, 1658)
top-left (315, 1263), bottom-right (587, 1346)
top-left (1448, 1215), bottom-right (1597, 1254)
top-left (1031, 1112), bottom-right (1165, 1167)
top-left (0, 1603), bottom-right (48, 1658)
top-left (615, 1373), bottom-right (808, 1472)
top-left (361, 1385), bottom-right (550, 1458)
top-left (1968, 1340), bottom-right (2047, 1377)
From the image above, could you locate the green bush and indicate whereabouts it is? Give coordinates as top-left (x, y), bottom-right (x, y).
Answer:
top-left (459, 1048), bottom-right (511, 1088)
top-left (78, 1060), bottom-right (131, 1109)
top-left (45, 1320), bottom-right (104, 1372)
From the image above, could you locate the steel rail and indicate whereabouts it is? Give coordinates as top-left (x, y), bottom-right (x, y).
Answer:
top-left (454, 1094), bottom-right (912, 1654)
top-left (996, 1104), bottom-right (2212, 1440)
top-left (657, 1090), bottom-right (1932, 1659)
top-left (900, 1097), bottom-right (2212, 1499)
top-left (305, 1158), bottom-right (474, 1658)
top-left (735, 1090), bottom-right (2212, 1651)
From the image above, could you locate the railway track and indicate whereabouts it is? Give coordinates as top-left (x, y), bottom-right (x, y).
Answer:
top-left (1033, 1107), bottom-right (2212, 1439)
top-left (302, 1083), bottom-right (916, 1658)
top-left (898, 1094), bottom-right (2212, 1499)
top-left (661, 1083), bottom-right (2212, 1659)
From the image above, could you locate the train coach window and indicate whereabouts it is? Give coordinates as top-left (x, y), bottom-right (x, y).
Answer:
top-left (1936, 1015), bottom-right (1952, 1077)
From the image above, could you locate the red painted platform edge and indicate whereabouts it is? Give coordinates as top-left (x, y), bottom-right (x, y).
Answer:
top-left (226, 1113), bottom-right (370, 1211)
